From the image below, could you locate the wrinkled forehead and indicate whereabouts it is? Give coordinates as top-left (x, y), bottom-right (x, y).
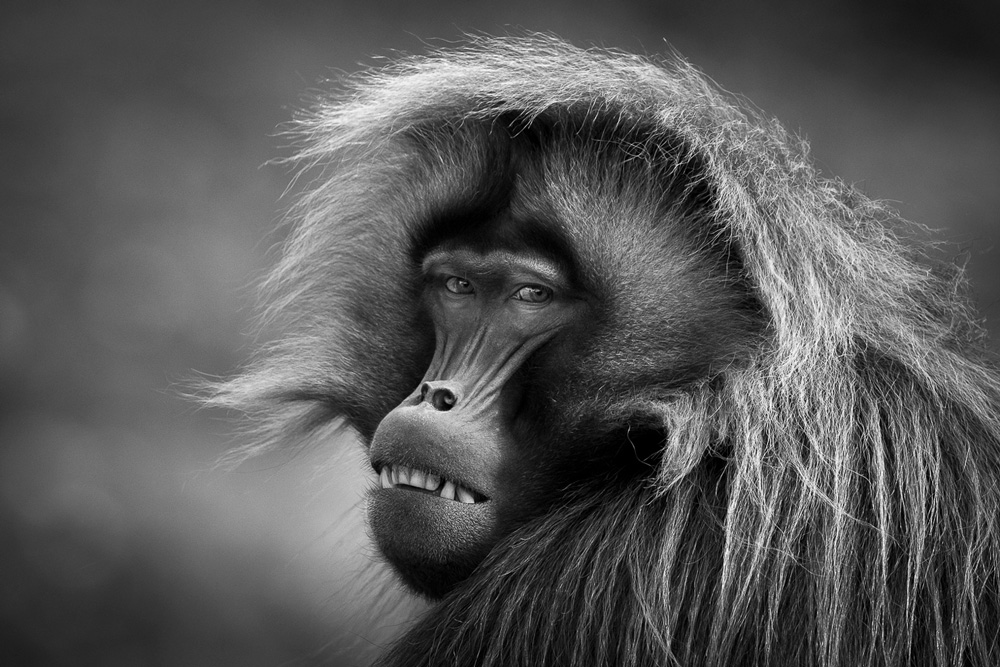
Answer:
top-left (399, 111), bottom-right (711, 250)
top-left (422, 242), bottom-right (567, 282)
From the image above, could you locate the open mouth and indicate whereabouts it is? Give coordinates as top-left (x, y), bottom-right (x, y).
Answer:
top-left (379, 463), bottom-right (488, 504)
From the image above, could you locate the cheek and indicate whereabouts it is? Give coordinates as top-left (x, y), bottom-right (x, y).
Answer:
top-left (505, 407), bottom-right (614, 483)
top-left (506, 388), bottom-right (665, 497)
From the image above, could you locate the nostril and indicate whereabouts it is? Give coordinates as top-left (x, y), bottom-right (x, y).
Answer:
top-left (431, 388), bottom-right (457, 411)
top-left (420, 381), bottom-right (461, 411)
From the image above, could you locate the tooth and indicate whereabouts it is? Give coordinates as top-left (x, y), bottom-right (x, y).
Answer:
top-left (380, 468), bottom-right (391, 489)
top-left (440, 481), bottom-right (456, 501)
top-left (390, 467), bottom-right (399, 485)
top-left (425, 473), bottom-right (441, 491)
top-left (397, 466), bottom-right (411, 486)
top-left (410, 469), bottom-right (426, 489)
top-left (456, 486), bottom-right (475, 504)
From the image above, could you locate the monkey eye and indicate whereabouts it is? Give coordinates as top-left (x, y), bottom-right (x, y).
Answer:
top-left (444, 276), bottom-right (475, 295)
top-left (512, 285), bottom-right (552, 303)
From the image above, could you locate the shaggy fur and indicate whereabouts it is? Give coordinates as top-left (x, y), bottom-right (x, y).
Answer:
top-left (211, 35), bottom-right (1000, 666)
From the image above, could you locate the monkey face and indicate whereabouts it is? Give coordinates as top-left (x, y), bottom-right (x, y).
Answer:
top-left (368, 240), bottom-right (590, 598)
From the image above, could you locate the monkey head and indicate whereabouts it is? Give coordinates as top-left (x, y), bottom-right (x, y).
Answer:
top-left (354, 122), bottom-right (760, 598)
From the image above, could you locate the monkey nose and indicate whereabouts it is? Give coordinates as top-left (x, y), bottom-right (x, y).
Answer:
top-left (420, 381), bottom-right (460, 411)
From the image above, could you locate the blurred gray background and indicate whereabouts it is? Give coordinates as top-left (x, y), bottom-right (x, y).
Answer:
top-left (1, 1), bottom-right (998, 665)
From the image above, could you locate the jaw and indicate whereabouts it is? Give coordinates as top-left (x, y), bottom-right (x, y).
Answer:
top-left (368, 486), bottom-right (500, 598)
top-left (367, 402), bottom-right (508, 597)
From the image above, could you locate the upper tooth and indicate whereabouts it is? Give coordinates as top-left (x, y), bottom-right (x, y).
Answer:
top-left (456, 486), bottom-right (475, 504)
top-left (380, 465), bottom-right (479, 503)
top-left (397, 466), bottom-right (412, 486)
top-left (425, 473), bottom-right (441, 491)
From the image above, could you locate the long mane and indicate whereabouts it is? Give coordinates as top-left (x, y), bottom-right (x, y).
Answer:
top-left (212, 35), bottom-right (1000, 666)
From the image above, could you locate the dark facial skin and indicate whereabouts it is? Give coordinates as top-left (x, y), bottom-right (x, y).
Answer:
top-left (367, 244), bottom-right (588, 598)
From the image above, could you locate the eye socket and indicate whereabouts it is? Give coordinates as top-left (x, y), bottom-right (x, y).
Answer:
top-left (444, 276), bottom-right (475, 295)
top-left (512, 284), bottom-right (552, 304)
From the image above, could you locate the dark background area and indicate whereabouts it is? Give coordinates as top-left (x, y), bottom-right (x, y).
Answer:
top-left (1, 1), bottom-right (998, 665)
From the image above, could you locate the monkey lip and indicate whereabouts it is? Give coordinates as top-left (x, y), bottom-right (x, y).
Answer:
top-left (378, 463), bottom-right (488, 503)
top-left (368, 476), bottom-right (498, 598)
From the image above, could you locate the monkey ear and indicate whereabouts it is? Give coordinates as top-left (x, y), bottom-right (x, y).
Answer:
top-left (637, 387), bottom-right (718, 488)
